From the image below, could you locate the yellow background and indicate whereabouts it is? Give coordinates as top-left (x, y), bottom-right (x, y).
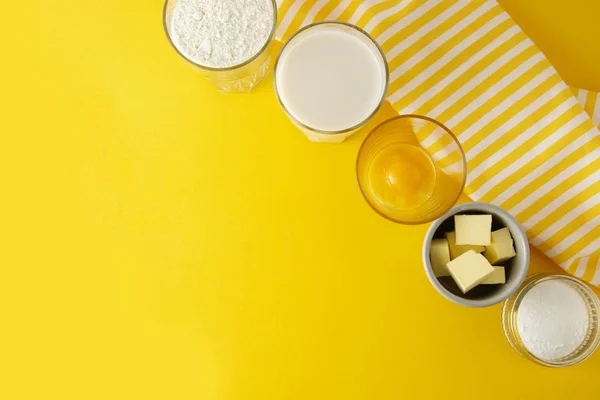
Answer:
top-left (2, 1), bottom-right (600, 398)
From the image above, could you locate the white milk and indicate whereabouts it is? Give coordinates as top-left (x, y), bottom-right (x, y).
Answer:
top-left (275, 26), bottom-right (387, 139)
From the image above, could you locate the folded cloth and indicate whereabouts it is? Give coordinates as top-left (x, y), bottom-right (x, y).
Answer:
top-left (573, 88), bottom-right (600, 127)
top-left (275, 0), bottom-right (600, 286)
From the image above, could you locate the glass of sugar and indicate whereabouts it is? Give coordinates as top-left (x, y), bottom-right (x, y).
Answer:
top-left (502, 274), bottom-right (600, 367)
top-left (274, 22), bottom-right (389, 143)
top-left (163, 0), bottom-right (277, 93)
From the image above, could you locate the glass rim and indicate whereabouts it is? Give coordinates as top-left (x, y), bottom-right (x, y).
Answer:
top-left (355, 114), bottom-right (467, 225)
top-left (502, 273), bottom-right (600, 367)
top-left (273, 21), bottom-right (390, 135)
top-left (162, 0), bottom-right (278, 71)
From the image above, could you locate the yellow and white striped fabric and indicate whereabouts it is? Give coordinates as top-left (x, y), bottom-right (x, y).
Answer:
top-left (275, 0), bottom-right (600, 286)
top-left (572, 88), bottom-right (600, 127)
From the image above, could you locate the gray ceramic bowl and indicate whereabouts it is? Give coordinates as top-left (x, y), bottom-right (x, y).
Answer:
top-left (422, 202), bottom-right (530, 308)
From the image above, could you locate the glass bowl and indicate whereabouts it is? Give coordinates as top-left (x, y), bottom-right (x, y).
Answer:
top-left (502, 274), bottom-right (600, 367)
top-left (356, 115), bottom-right (466, 224)
top-left (163, 0), bottom-right (277, 93)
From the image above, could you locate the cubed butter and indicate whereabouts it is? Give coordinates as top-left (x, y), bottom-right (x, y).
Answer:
top-left (445, 231), bottom-right (485, 259)
top-left (454, 214), bottom-right (492, 246)
top-left (481, 266), bottom-right (506, 284)
top-left (447, 250), bottom-right (494, 293)
top-left (483, 227), bottom-right (516, 264)
top-left (430, 238), bottom-right (451, 277)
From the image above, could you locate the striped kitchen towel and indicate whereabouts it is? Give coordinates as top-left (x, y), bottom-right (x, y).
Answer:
top-left (275, 0), bottom-right (600, 286)
top-left (572, 88), bottom-right (600, 127)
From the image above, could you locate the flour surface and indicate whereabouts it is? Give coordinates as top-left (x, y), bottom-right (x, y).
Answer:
top-left (171, 0), bottom-right (274, 68)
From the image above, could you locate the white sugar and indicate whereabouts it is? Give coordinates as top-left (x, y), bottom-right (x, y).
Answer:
top-left (171, 0), bottom-right (274, 68)
top-left (517, 280), bottom-right (589, 360)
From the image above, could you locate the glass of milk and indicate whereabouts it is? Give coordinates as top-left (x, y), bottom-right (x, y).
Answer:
top-left (274, 22), bottom-right (389, 143)
top-left (163, 0), bottom-right (277, 93)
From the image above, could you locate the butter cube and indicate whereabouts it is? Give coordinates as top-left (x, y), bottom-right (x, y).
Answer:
top-left (445, 231), bottom-right (485, 259)
top-left (481, 266), bottom-right (506, 284)
top-left (483, 228), bottom-right (516, 264)
top-left (447, 250), bottom-right (494, 293)
top-left (454, 214), bottom-right (492, 246)
top-left (430, 238), bottom-right (451, 277)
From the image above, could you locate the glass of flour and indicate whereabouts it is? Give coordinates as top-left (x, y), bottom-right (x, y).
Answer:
top-left (163, 0), bottom-right (277, 93)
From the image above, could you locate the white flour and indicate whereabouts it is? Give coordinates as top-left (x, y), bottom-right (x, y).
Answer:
top-left (171, 0), bottom-right (274, 68)
top-left (517, 280), bottom-right (589, 360)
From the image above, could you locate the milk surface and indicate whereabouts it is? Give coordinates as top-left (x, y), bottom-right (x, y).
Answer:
top-left (276, 29), bottom-right (386, 132)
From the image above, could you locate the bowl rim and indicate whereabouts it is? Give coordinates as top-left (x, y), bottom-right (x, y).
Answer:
top-left (422, 202), bottom-right (530, 308)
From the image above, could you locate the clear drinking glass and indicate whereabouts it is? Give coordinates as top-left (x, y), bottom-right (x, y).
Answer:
top-left (356, 115), bottom-right (466, 224)
top-left (274, 22), bottom-right (389, 143)
top-left (163, 0), bottom-right (277, 93)
top-left (502, 274), bottom-right (600, 367)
